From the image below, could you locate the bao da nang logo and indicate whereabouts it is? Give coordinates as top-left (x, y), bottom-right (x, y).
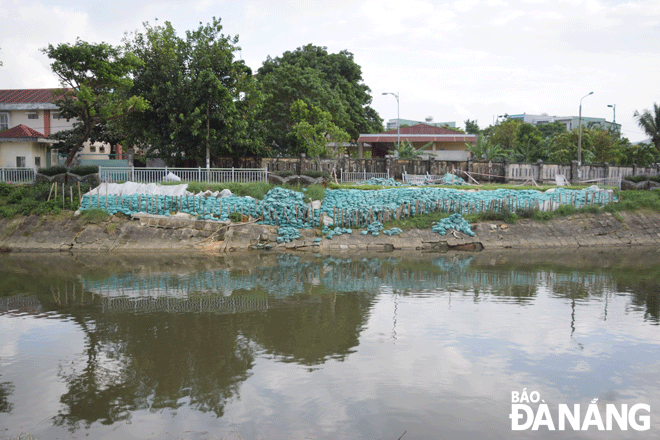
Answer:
top-left (510, 389), bottom-right (650, 431)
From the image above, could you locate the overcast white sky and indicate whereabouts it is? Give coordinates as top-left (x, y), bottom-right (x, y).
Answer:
top-left (1, 0), bottom-right (658, 141)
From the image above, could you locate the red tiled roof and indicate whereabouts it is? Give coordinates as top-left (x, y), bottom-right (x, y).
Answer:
top-left (382, 124), bottom-right (465, 135)
top-left (358, 134), bottom-right (476, 143)
top-left (0, 124), bottom-right (47, 139)
top-left (0, 88), bottom-right (69, 104)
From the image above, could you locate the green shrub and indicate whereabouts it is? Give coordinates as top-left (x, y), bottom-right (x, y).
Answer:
top-left (68, 165), bottom-right (99, 176)
top-left (304, 184), bottom-right (326, 202)
top-left (533, 210), bottom-right (554, 221)
top-left (624, 175), bottom-right (660, 184)
top-left (186, 181), bottom-right (273, 200)
top-left (31, 183), bottom-right (52, 202)
top-left (302, 170), bottom-right (329, 179)
top-left (18, 199), bottom-right (39, 215)
top-left (581, 204), bottom-right (602, 214)
top-left (228, 211), bottom-right (242, 222)
top-left (274, 170), bottom-right (295, 177)
top-left (555, 204), bottom-right (577, 216)
top-left (504, 212), bottom-right (519, 223)
top-left (37, 165), bottom-right (67, 176)
top-left (0, 206), bottom-right (18, 218)
top-left (7, 187), bottom-right (27, 205)
top-left (80, 209), bottom-right (110, 224)
top-left (0, 182), bottom-right (11, 197)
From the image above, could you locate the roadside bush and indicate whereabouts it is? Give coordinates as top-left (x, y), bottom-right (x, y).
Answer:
top-left (38, 165), bottom-right (67, 176)
top-left (69, 165), bottom-right (99, 176)
top-left (274, 170), bottom-right (295, 177)
top-left (302, 170), bottom-right (329, 179)
top-left (228, 211), bottom-right (242, 222)
top-left (625, 175), bottom-right (660, 183)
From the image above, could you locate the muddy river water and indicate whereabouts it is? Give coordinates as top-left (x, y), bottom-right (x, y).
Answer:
top-left (1, 249), bottom-right (659, 439)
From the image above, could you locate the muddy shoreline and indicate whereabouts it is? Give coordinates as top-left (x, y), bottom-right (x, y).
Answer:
top-left (2, 210), bottom-right (660, 254)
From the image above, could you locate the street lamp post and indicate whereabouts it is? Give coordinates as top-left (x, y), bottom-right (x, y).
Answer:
top-left (577, 91), bottom-right (594, 173)
top-left (608, 104), bottom-right (617, 135)
top-left (607, 104), bottom-right (616, 124)
top-left (382, 92), bottom-right (400, 149)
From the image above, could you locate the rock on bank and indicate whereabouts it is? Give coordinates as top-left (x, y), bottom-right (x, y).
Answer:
top-left (1, 211), bottom-right (660, 253)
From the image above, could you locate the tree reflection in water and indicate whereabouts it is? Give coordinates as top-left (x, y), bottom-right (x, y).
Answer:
top-left (1, 249), bottom-right (659, 434)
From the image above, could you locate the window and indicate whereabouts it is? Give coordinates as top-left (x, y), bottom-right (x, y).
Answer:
top-left (90, 146), bottom-right (96, 153)
top-left (53, 112), bottom-right (61, 120)
top-left (0, 113), bottom-right (8, 131)
top-left (35, 157), bottom-right (41, 167)
top-left (99, 146), bottom-right (105, 153)
top-left (16, 157), bottom-right (26, 168)
top-left (27, 112), bottom-right (39, 120)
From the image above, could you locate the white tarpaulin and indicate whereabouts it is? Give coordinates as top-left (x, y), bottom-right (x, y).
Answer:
top-left (85, 182), bottom-right (190, 197)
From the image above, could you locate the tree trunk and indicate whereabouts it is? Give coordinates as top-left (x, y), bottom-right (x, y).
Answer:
top-left (64, 127), bottom-right (92, 168)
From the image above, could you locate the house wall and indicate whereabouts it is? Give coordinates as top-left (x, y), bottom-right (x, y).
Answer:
top-left (1, 109), bottom-right (75, 135)
top-left (0, 141), bottom-right (48, 169)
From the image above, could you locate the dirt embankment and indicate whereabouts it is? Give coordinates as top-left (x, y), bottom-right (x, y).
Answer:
top-left (1, 210), bottom-right (660, 254)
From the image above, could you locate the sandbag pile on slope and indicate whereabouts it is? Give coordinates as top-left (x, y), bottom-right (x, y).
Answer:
top-left (432, 213), bottom-right (475, 236)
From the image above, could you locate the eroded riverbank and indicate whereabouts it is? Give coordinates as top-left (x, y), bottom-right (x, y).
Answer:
top-left (2, 209), bottom-right (660, 253)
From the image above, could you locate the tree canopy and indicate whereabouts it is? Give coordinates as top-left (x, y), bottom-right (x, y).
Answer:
top-left (257, 44), bottom-right (382, 155)
top-left (634, 103), bottom-right (660, 151)
top-left (464, 119), bottom-right (480, 135)
top-left (42, 39), bottom-right (148, 167)
top-left (290, 100), bottom-right (349, 165)
top-left (122, 19), bottom-right (266, 166)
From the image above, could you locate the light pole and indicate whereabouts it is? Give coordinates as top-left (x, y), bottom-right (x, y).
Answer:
top-left (608, 104), bottom-right (617, 135)
top-left (382, 92), bottom-right (400, 149)
top-left (577, 91), bottom-right (593, 170)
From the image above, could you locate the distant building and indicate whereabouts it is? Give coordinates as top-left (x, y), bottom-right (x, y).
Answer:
top-left (0, 88), bottom-right (128, 168)
top-left (0, 124), bottom-right (57, 169)
top-left (386, 117), bottom-right (456, 130)
top-left (507, 113), bottom-right (621, 132)
top-left (358, 124), bottom-right (475, 160)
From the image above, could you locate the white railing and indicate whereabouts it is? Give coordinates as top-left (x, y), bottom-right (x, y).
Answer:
top-left (580, 176), bottom-right (622, 191)
top-left (0, 168), bottom-right (36, 183)
top-left (98, 167), bottom-right (268, 184)
top-left (340, 169), bottom-right (389, 183)
top-left (402, 172), bottom-right (447, 185)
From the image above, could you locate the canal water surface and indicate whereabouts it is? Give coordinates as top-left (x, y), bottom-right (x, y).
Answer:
top-left (1, 249), bottom-right (659, 440)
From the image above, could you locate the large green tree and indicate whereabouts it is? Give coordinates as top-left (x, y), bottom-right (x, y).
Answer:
top-left (290, 100), bottom-right (349, 167)
top-left (489, 118), bottom-right (521, 151)
top-left (257, 44), bottom-right (382, 155)
top-left (123, 19), bottom-right (266, 166)
top-left (42, 39), bottom-right (148, 167)
top-left (464, 119), bottom-right (480, 135)
top-left (634, 103), bottom-right (660, 151)
top-left (510, 123), bottom-right (544, 162)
